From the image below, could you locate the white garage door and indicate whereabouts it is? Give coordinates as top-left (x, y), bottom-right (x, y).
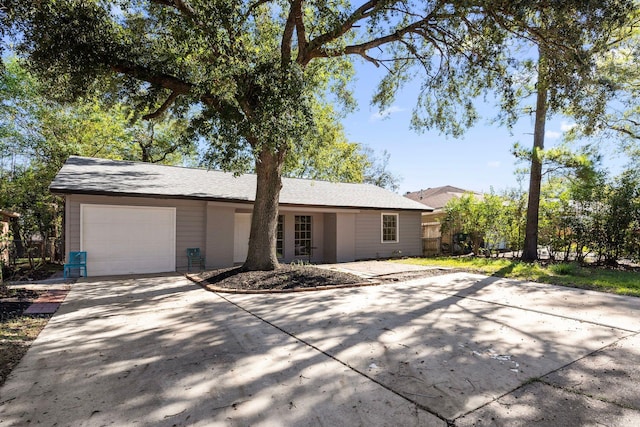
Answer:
top-left (81, 204), bottom-right (176, 276)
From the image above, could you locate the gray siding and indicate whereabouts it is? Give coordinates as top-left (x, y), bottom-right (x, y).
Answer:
top-left (63, 194), bottom-right (422, 273)
top-left (335, 213), bottom-right (356, 262)
top-left (323, 213), bottom-right (337, 264)
top-left (354, 211), bottom-right (422, 260)
top-left (205, 204), bottom-right (235, 268)
top-left (65, 195), bottom-right (206, 270)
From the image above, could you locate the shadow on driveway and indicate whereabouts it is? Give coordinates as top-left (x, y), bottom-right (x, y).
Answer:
top-left (2, 271), bottom-right (640, 426)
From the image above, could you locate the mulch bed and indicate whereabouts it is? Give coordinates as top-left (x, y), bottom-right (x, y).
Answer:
top-left (198, 265), bottom-right (365, 291)
top-left (196, 265), bottom-right (458, 293)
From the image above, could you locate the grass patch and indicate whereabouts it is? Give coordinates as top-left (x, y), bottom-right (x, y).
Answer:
top-left (0, 316), bottom-right (49, 386)
top-left (395, 257), bottom-right (640, 297)
top-left (0, 316), bottom-right (48, 342)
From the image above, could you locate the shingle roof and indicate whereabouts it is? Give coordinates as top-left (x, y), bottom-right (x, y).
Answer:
top-left (50, 156), bottom-right (431, 211)
top-left (404, 185), bottom-right (482, 210)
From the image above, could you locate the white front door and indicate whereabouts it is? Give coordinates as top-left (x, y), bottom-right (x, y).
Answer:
top-left (233, 213), bottom-right (251, 263)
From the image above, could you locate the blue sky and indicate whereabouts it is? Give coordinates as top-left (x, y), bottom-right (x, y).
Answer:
top-left (341, 62), bottom-right (624, 196)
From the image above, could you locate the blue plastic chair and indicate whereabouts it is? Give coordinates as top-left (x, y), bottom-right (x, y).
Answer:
top-left (63, 251), bottom-right (87, 278)
top-left (187, 248), bottom-right (205, 272)
top-left (187, 248), bottom-right (205, 271)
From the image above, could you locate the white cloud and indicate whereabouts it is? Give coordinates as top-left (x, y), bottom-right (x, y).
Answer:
top-left (369, 105), bottom-right (404, 122)
top-left (487, 161), bottom-right (501, 168)
top-left (560, 121), bottom-right (577, 132)
top-left (545, 130), bottom-right (561, 139)
top-left (543, 121), bottom-right (576, 140)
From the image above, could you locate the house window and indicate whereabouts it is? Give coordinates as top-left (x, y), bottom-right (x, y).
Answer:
top-left (276, 215), bottom-right (284, 259)
top-left (382, 213), bottom-right (399, 243)
top-left (295, 215), bottom-right (312, 256)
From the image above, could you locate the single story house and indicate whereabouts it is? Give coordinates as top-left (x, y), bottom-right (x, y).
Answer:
top-left (50, 156), bottom-right (432, 277)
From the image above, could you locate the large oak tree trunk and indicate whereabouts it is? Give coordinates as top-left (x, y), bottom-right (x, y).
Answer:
top-left (522, 52), bottom-right (548, 262)
top-left (242, 148), bottom-right (283, 271)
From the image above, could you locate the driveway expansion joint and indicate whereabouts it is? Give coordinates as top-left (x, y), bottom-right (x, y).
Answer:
top-left (536, 377), bottom-right (639, 411)
top-left (210, 289), bottom-right (452, 424)
top-left (453, 329), bottom-right (640, 423)
top-left (421, 282), bottom-right (640, 334)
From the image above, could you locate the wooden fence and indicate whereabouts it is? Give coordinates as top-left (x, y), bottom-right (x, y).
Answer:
top-left (422, 237), bottom-right (441, 257)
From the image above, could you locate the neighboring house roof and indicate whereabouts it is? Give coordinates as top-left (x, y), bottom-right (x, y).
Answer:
top-left (404, 185), bottom-right (482, 211)
top-left (50, 156), bottom-right (432, 211)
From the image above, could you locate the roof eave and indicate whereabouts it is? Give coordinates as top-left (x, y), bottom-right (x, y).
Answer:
top-left (50, 188), bottom-right (432, 211)
top-left (49, 188), bottom-right (254, 205)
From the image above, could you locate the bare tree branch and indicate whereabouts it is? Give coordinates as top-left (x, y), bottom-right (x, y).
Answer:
top-left (142, 90), bottom-right (180, 120)
top-left (243, 0), bottom-right (274, 22)
top-left (609, 124), bottom-right (640, 140)
top-left (151, 0), bottom-right (196, 18)
top-left (293, 0), bottom-right (307, 57)
top-left (111, 62), bottom-right (227, 116)
top-left (300, 1), bottom-right (451, 66)
top-left (281, 1), bottom-right (298, 64)
top-left (308, 17), bottom-right (423, 63)
top-left (111, 63), bottom-right (193, 94)
top-left (299, 0), bottom-right (381, 64)
top-left (151, 144), bottom-right (180, 163)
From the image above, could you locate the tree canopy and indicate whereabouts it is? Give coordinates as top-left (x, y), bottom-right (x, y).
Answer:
top-left (566, 12), bottom-right (640, 165)
top-left (0, 57), bottom-right (197, 271)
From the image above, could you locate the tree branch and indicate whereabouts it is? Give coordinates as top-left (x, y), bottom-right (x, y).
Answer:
top-left (300, 1), bottom-right (450, 66)
top-left (111, 63), bottom-right (193, 94)
top-left (293, 0), bottom-right (307, 57)
top-left (486, 8), bottom-right (585, 60)
top-left (150, 0), bottom-right (210, 29)
top-left (243, 0), bottom-right (274, 22)
top-left (150, 0), bottom-right (196, 18)
top-left (308, 25), bottom-right (413, 62)
top-left (299, 0), bottom-right (381, 64)
top-left (281, 1), bottom-right (298, 64)
top-left (151, 144), bottom-right (180, 163)
top-left (609, 124), bottom-right (640, 140)
top-left (111, 62), bottom-right (226, 114)
top-left (142, 90), bottom-right (180, 120)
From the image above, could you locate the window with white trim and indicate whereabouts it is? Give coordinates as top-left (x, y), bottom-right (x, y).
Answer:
top-left (295, 215), bottom-right (312, 256)
top-left (381, 213), bottom-right (399, 243)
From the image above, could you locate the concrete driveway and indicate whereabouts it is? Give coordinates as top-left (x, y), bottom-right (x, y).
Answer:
top-left (1, 265), bottom-right (640, 426)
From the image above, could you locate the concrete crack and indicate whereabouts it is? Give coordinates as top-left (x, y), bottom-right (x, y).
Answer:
top-left (214, 291), bottom-right (453, 425)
